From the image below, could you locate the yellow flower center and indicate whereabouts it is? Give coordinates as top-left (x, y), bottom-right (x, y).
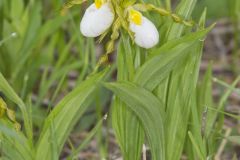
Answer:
top-left (129, 9), bottom-right (143, 25)
top-left (95, 0), bottom-right (103, 9)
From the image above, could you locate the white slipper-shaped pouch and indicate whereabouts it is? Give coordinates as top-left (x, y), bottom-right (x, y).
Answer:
top-left (129, 9), bottom-right (159, 49)
top-left (80, 1), bottom-right (114, 37)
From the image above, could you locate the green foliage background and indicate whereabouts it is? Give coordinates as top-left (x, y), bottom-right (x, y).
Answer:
top-left (0, 0), bottom-right (239, 159)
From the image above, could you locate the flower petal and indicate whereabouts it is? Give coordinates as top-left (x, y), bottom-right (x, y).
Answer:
top-left (130, 17), bottom-right (159, 49)
top-left (80, 3), bottom-right (114, 37)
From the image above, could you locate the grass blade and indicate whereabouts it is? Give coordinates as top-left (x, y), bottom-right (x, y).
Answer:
top-left (0, 73), bottom-right (33, 143)
top-left (35, 68), bottom-right (109, 160)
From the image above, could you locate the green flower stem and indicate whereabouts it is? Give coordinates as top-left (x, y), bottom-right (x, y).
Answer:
top-left (134, 3), bottom-right (195, 27)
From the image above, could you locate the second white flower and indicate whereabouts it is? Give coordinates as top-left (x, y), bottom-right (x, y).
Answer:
top-left (129, 9), bottom-right (159, 49)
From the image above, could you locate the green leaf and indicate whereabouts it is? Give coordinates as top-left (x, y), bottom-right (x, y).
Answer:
top-left (104, 81), bottom-right (165, 160)
top-left (134, 25), bottom-right (213, 91)
top-left (163, 10), bottom-right (210, 160)
top-left (67, 115), bottom-right (106, 160)
top-left (35, 68), bottom-right (109, 160)
top-left (0, 72), bottom-right (33, 142)
top-left (165, 0), bottom-right (197, 41)
top-left (188, 131), bottom-right (205, 160)
top-left (0, 121), bottom-right (33, 160)
top-left (111, 36), bottom-right (144, 160)
top-left (186, 10), bottom-right (209, 159)
top-left (206, 76), bottom-right (240, 137)
top-left (11, 1), bottom-right (42, 82)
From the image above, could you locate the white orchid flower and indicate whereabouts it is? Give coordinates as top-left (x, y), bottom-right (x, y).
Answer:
top-left (129, 9), bottom-right (159, 49)
top-left (80, 0), bottom-right (114, 37)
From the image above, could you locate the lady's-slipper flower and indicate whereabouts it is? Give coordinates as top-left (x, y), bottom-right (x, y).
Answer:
top-left (80, 0), bottom-right (114, 37)
top-left (129, 9), bottom-right (159, 49)
top-left (61, 0), bottom-right (196, 73)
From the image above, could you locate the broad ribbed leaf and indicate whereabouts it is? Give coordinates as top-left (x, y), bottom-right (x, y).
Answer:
top-left (134, 25), bottom-right (213, 91)
top-left (164, 11), bottom-right (210, 160)
top-left (35, 68), bottom-right (109, 160)
top-left (111, 36), bottom-right (144, 160)
top-left (104, 81), bottom-right (165, 160)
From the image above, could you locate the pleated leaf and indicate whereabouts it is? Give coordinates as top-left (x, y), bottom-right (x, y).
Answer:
top-left (134, 25), bottom-right (214, 91)
top-left (35, 68), bottom-right (109, 160)
top-left (111, 35), bottom-right (144, 160)
top-left (105, 81), bottom-right (165, 160)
